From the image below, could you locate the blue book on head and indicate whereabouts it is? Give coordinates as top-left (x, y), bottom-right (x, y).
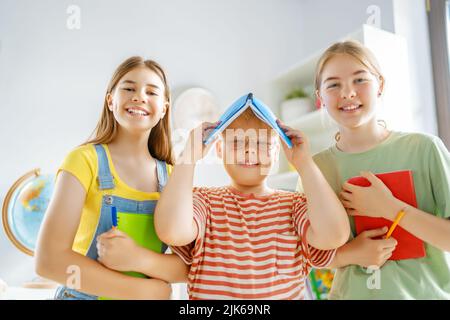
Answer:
top-left (203, 93), bottom-right (293, 148)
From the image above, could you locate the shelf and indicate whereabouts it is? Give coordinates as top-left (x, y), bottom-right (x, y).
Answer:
top-left (286, 109), bottom-right (337, 133)
top-left (283, 109), bottom-right (338, 156)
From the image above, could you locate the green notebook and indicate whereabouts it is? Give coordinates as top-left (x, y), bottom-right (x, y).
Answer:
top-left (116, 212), bottom-right (163, 278)
top-left (99, 211), bottom-right (163, 300)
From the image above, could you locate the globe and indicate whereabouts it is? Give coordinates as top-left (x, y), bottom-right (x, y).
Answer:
top-left (2, 169), bottom-right (55, 256)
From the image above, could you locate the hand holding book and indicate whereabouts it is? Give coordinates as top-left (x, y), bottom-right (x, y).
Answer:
top-left (97, 228), bottom-right (142, 273)
top-left (341, 171), bottom-right (404, 220)
top-left (339, 226), bottom-right (398, 268)
top-left (178, 121), bottom-right (221, 165)
top-left (276, 119), bottom-right (312, 171)
top-left (345, 170), bottom-right (426, 261)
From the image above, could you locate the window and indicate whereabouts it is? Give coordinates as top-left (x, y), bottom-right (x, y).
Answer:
top-left (447, 1), bottom-right (450, 67)
top-left (428, 0), bottom-right (450, 148)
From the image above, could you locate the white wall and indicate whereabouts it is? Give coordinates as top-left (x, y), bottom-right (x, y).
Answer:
top-left (0, 0), bottom-right (436, 292)
top-left (392, 0), bottom-right (438, 135)
top-left (293, 0), bottom-right (395, 59)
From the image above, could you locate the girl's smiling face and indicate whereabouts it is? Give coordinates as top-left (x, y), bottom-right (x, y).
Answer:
top-left (317, 53), bottom-right (383, 129)
top-left (107, 66), bottom-right (167, 134)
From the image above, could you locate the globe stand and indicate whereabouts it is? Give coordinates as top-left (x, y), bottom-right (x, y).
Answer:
top-left (2, 168), bottom-right (58, 291)
top-left (2, 168), bottom-right (41, 256)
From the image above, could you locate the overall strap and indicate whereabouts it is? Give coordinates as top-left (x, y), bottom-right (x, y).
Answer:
top-left (155, 159), bottom-right (168, 192)
top-left (94, 144), bottom-right (115, 190)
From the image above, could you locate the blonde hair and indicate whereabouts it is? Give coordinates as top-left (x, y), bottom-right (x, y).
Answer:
top-left (315, 41), bottom-right (386, 141)
top-left (84, 56), bottom-right (174, 165)
top-left (231, 109), bottom-right (273, 130)
top-left (314, 40), bottom-right (384, 92)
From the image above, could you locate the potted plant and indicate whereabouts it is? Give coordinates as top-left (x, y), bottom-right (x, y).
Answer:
top-left (280, 87), bottom-right (314, 122)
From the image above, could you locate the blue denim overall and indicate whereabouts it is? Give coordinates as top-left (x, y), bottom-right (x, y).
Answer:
top-left (54, 144), bottom-right (169, 300)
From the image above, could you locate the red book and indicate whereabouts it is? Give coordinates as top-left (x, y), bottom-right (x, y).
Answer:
top-left (348, 170), bottom-right (426, 260)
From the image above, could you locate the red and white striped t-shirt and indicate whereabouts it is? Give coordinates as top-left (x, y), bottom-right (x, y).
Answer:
top-left (171, 186), bottom-right (336, 300)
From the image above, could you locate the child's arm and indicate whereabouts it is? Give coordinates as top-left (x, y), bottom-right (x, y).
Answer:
top-left (277, 120), bottom-right (350, 250)
top-left (132, 252), bottom-right (189, 283)
top-left (35, 171), bottom-right (171, 299)
top-left (96, 229), bottom-right (189, 283)
top-left (155, 122), bottom-right (219, 246)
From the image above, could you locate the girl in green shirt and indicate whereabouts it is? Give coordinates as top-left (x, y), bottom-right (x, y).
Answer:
top-left (311, 40), bottom-right (450, 299)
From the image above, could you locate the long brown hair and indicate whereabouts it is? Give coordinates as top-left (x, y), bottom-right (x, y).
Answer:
top-left (85, 56), bottom-right (174, 165)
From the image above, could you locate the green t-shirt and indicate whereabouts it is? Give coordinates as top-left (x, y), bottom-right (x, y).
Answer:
top-left (309, 131), bottom-right (450, 299)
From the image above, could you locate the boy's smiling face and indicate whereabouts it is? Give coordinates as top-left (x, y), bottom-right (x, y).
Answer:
top-left (215, 109), bottom-right (280, 187)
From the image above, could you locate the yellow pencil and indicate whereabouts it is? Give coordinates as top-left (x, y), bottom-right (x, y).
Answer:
top-left (384, 210), bottom-right (406, 239)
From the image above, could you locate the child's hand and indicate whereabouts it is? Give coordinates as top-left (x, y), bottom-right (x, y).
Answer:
top-left (97, 229), bottom-right (142, 272)
top-left (340, 171), bottom-right (404, 220)
top-left (346, 227), bottom-right (397, 268)
top-left (276, 119), bottom-right (312, 171)
top-left (178, 121), bottom-right (221, 164)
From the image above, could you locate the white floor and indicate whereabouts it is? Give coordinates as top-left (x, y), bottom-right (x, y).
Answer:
top-left (1, 287), bottom-right (56, 300)
top-left (1, 284), bottom-right (188, 300)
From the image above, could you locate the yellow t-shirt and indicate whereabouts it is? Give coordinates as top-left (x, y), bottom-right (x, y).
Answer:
top-left (57, 143), bottom-right (172, 256)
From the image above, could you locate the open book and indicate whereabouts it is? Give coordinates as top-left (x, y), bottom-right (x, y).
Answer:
top-left (203, 93), bottom-right (293, 148)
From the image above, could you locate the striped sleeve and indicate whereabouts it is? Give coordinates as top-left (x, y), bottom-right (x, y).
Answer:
top-left (169, 187), bottom-right (209, 265)
top-left (292, 193), bottom-right (336, 269)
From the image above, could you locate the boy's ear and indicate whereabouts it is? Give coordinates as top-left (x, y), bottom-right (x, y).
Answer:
top-left (377, 76), bottom-right (385, 97)
top-left (274, 139), bottom-right (281, 162)
top-left (215, 138), bottom-right (223, 159)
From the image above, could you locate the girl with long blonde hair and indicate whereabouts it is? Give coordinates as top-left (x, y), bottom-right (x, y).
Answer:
top-left (308, 40), bottom-right (450, 299)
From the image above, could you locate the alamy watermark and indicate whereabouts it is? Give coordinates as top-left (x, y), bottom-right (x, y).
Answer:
top-left (178, 127), bottom-right (281, 175)
top-left (366, 5), bottom-right (381, 29)
top-left (66, 264), bottom-right (81, 290)
top-left (366, 265), bottom-right (381, 290)
top-left (66, 5), bottom-right (81, 30)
